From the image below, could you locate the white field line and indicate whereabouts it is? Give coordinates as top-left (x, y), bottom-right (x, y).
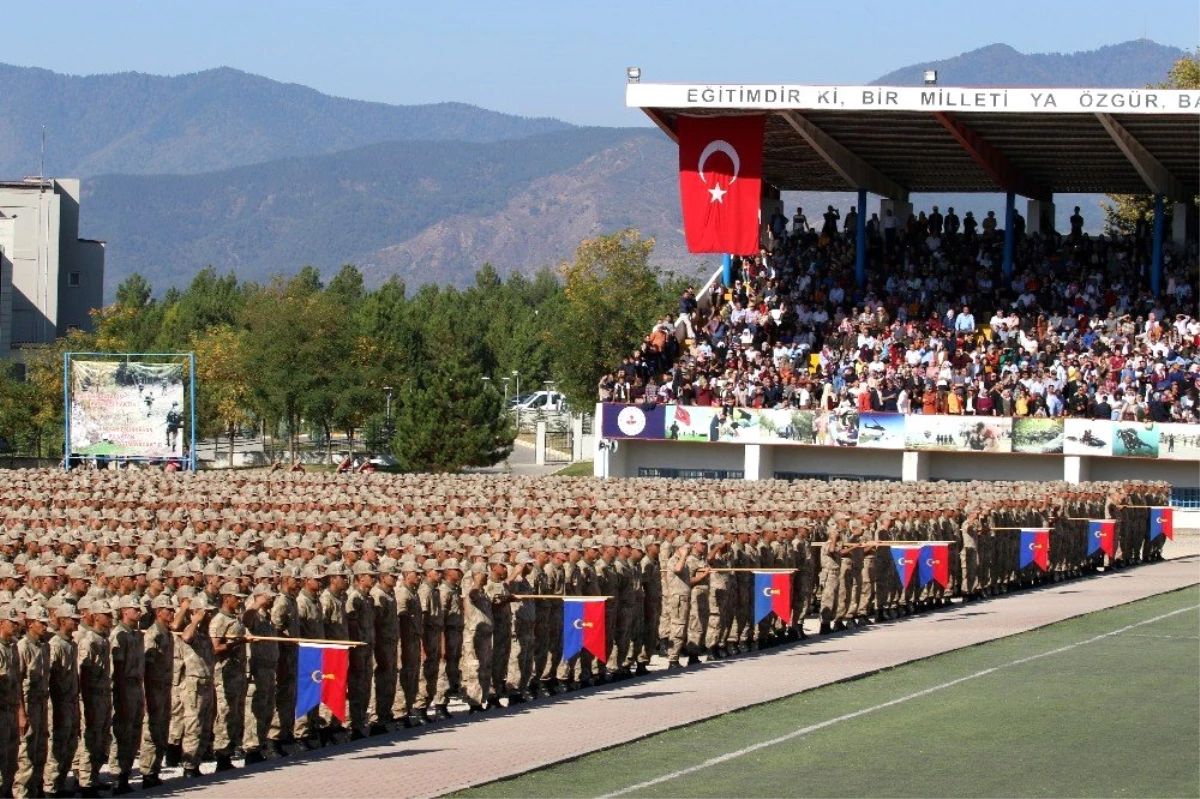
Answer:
top-left (601, 603), bottom-right (1200, 799)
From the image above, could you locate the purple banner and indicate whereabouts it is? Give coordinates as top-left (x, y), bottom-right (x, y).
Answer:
top-left (601, 403), bottom-right (667, 439)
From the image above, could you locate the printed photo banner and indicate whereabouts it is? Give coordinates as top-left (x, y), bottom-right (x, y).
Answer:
top-left (903, 415), bottom-right (1013, 453)
top-left (598, 404), bottom-right (1200, 462)
top-left (1012, 418), bottom-right (1065, 455)
top-left (70, 361), bottom-right (185, 458)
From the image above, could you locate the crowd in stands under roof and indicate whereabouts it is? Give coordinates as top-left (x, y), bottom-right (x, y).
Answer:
top-left (601, 202), bottom-right (1200, 424)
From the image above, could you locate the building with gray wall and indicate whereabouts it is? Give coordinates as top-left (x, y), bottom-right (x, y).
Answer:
top-left (0, 178), bottom-right (105, 362)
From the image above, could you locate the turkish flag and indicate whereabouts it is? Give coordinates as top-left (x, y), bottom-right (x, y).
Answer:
top-left (677, 115), bottom-right (765, 255)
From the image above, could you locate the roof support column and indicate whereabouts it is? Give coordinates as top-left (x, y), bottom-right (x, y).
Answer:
top-left (1095, 113), bottom-right (1183, 199)
top-left (1003, 192), bottom-right (1016, 279)
top-left (856, 189), bottom-right (867, 288)
top-left (1152, 194), bottom-right (1164, 297)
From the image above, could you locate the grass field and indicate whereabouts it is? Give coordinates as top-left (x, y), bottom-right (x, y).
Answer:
top-left (456, 587), bottom-right (1200, 799)
top-left (552, 461), bottom-right (594, 477)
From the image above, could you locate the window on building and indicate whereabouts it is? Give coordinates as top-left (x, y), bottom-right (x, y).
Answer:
top-left (68, 272), bottom-right (81, 287)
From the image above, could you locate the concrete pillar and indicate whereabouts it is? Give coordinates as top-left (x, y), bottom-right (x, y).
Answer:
top-left (760, 186), bottom-right (783, 249)
top-left (880, 199), bottom-right (912, 226)
top-left (1026, 199), bottom-right (1055, 236)
top-left (594, 439), bottom-right (628, 479)
top-left (571, 415), bottom-right (584, 462)
top-left (1063, 455), bottom-right (1090, 484)
top-left (535, 421), bottom-right (547, 466)
top-left (901, 451), bottom-right (928, 482)
top-left (743, 444), bottom-right (775, 481)
top-left (1172, 202), bottom-right (1189, 249)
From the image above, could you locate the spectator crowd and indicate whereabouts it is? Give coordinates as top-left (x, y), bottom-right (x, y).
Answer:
top-left (601, 203), bottom-right (1199, 424)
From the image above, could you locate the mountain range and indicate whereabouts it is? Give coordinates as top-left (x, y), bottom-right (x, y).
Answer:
top-left (3, 39), bottom-right (1183, 298)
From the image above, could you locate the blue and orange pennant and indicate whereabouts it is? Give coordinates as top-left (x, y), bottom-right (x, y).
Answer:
top-left (918, 543), bottom-right (950, 589)
top-left (1087, 520), bottom-right (1115, 557)
top-left (1149, 507), bottom-right (1173, 541)
top-left (562, 598), bottom-right (607, 663)
top-left (296, 644), bottom-right (349, 721)
top-left (753, 571), bottom-right (791, 623)
top-left (1019, 529), bottom-right (1050, 571)
top-left (890, 546), bottom-right (921, 590)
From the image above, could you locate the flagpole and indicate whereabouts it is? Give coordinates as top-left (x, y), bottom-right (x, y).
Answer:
top-left (1117, 505), bottom-right (1156, 509)
top-left (708, 568), bottom-right (796, 573)
top-left (171, 632), bottom-right (366, 647)
top-left (813, 540), bottom-right (954, 546)
top-left (511, 594), bottom-right (612, 600)
top-left (1067, 518), bottom-right (1117, 522)
top-left (990, 527), bottom-right (1056, 532)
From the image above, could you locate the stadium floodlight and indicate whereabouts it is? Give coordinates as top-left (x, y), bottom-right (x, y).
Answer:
top-left (627, 67), bottom-right (641, 84)
top-left (923, 70), bottom-right (938, 86)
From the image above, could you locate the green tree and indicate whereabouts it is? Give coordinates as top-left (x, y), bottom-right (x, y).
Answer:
top-left (1103, 51), bottom-right (1199, 236)
top-left (240, 278), bottom-right (340, 461)
top-left (390, 348), bottom-right (513, 472)
top-left (115, 273), bottom-right (153, 309)
top-left (191, 325), bottom-right (253, 465)
top-left (0, 363), bottom-right (38, 458)
top-left (551, 229), bottom-right (665, 410)
top-left (155, 267), bottom-right (245, 350)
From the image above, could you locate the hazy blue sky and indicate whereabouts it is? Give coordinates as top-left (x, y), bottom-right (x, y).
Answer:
top-left (3, 1), bottom-right (1196, 126)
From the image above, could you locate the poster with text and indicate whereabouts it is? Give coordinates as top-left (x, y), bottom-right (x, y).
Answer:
top-left (70, 361), bottom-right (185, 457)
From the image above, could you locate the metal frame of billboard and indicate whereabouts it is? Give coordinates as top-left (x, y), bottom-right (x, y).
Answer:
top-left (63, 352), bottom-right (197, 472)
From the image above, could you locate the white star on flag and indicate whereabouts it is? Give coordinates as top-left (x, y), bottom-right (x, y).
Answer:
top-left (708, 183), bottom-right (727, 203)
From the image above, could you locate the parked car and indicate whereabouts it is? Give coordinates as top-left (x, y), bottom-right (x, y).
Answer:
top-left (511, 390), bottom-right (568, 413)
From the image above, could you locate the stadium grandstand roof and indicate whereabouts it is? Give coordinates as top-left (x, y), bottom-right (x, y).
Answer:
top-left (626, 83), bottom-right (1200, 201)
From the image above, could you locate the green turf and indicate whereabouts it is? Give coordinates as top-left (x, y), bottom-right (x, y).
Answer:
top-left (552, 461), bottom-right (594, 477)
top-left (454, 587), bottom-right (1200, 799)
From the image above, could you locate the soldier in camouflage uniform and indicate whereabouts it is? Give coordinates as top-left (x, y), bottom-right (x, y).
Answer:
top-left (110, 596), bottom-right (146, 794)
top-left (140, 594), bottom-right (175, 788)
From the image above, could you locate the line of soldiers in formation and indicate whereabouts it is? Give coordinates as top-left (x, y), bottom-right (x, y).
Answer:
top-left (0, 469), bottom-right (1174, 797)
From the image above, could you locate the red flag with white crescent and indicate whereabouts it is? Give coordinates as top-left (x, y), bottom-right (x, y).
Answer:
top-left (677, 115), bottom-right (765, 255)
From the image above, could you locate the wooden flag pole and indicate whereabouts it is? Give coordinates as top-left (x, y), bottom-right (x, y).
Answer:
top-left (171, 632), bottom-right (366, 647)
top-left (708, 568), bottom-right (795, 573)
top-left (990, 527), bottom-right (1057, 532)
top-left (1067, 518), bottom-right (1117, 522)
top-left (1118, 505), bottom-right (1156, 509)
top-left (813, 540), bottom-right (953, 546)
top-left (511, 594), bottom-right (611, 600)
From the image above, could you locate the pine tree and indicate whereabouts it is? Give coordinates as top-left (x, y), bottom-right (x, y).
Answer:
top-left (390, 349), bottom-right (513, 473)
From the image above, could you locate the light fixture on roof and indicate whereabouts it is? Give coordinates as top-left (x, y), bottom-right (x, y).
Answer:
top-left (627, 67), bottom-right (641, 84)
top-left (923, 69), bottom-right (938, 86)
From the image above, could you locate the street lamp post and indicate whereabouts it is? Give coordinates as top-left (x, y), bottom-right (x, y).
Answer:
top-left (382, 386), bottom-right (394, 446)
top-left (512, 370), bottom-right (521, 430)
